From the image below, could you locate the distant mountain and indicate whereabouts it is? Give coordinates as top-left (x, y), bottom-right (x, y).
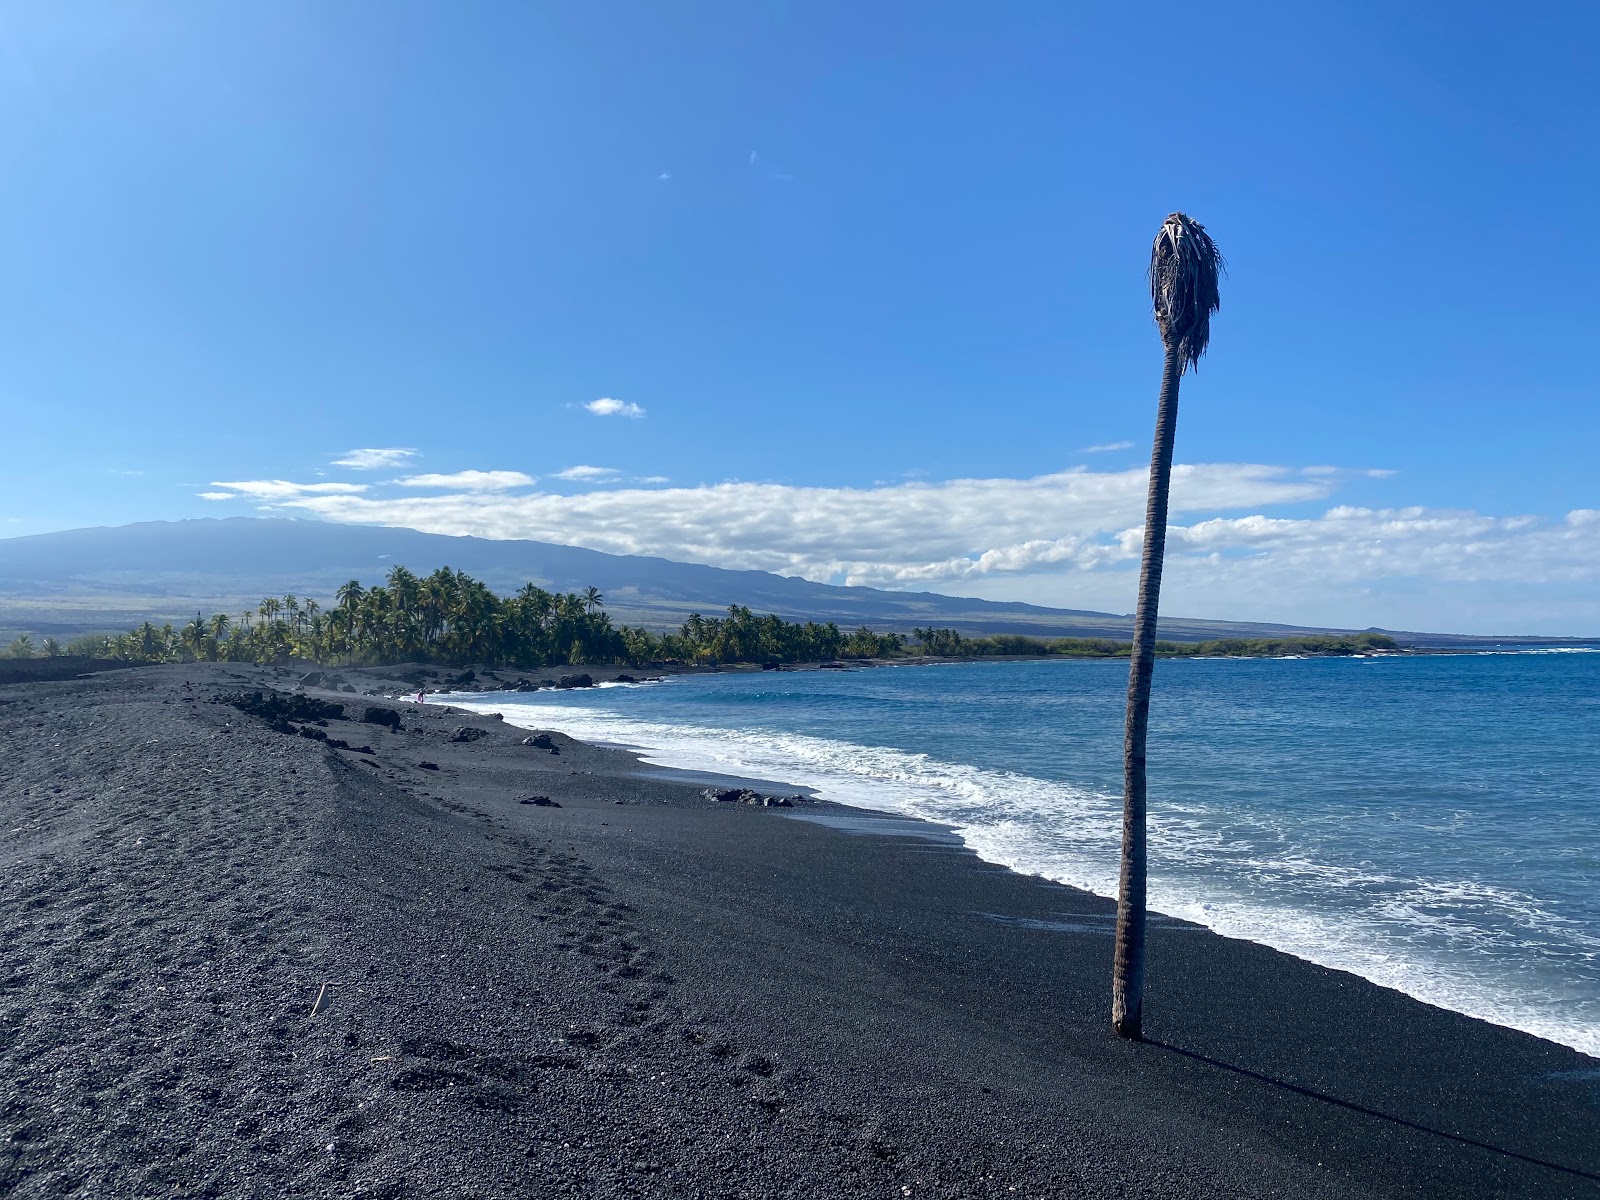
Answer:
top-left (0, 517), bottom-right (1583, 647)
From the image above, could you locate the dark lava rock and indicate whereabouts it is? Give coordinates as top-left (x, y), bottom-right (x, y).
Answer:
top-left (557, 673), bottom-right (593, 689)
top-left (362, 706), bottom-right (402, 729)
top-left (297, 669), bottom-right (349, 689)
top-left (762, 661), bottom-right (781, 671)
top-left (519, 795), bottom-right (560, 807)
top-left (819, 661), bottom-right (850, 670)
top-left (701, 787), bottom-right (794, 807)
top-left (297, 726), bottom-right (329, 742)
top-left (615, 674), bottom-right (637, 684)
top-left (418, 761), bottom-right (440, 770)
top-left (222, 690), bottom-right (345, 725)
top-left (523, 733), bottom-right (557, 750)
top-left (450, 726), bottom-right (488, 743)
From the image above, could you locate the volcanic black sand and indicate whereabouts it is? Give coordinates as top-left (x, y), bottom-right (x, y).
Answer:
top-left (3, 663), bottom-right (1597, 1198)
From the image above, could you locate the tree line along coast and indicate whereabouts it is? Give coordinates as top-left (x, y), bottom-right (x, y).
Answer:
top-left (1, 563), bottom-right (1400, 669)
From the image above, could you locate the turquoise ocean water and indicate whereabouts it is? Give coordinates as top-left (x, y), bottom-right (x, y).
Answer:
top-left (450, 651), bottom-right (1600, 1056)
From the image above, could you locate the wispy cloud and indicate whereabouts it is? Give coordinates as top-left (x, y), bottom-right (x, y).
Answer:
top-left (554, 465), bottom-right (621, 482)
top-left (194, 458), bottom-right (1600, 632)
top-left (658, 172), bottom-right (671, 181)
top-left (248, 465), bottom-right (1331, 581)
top-left (203, 480), bottom-right (369, 501)
top-left (397, 470), bottom-right (536, 492)
top-left (748, 150), bottom-right (758, 166)
top-left (1077, 441), bottom-right (1135, 455)
top-left (583, 397), bottom-right (645, 418)
top-left (228, 464), bottom-right (1600, 631)
top-left (331, 447), bottom-right (418, 470)
top-left (636, 475), bottom-right (671, 485)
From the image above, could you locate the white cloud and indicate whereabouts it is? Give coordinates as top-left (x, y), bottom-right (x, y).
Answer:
top-left (584, 397), bottom-right (645, 418)
top-left (658, 172), bottom-right (671, 181)
top-left (961, 506), bottom-right (1600, 634)
top-left (230, 462), bottom-right (1600, 633)
top-left (554, 465), bottom-right (621, 482)
top-left (397, 470), bottom-right (536, 492)
top-left (253, 464), bottom-right (1328, 579)
top-left (331, 448), bottom-right (418, 470)
top-left (636, 475), bottom-right (672, 485)
top-left (205, 480), bottom-right (369, 500)
top-left (1078, 441), bottom-right (1135, 454)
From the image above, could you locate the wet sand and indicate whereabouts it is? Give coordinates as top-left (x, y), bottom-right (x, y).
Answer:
top-left (2, 663), bottom-right (1596, 1198)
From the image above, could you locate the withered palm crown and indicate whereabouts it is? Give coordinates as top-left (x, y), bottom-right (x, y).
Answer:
top-left (1149, 213), bottom-right (1223, 373)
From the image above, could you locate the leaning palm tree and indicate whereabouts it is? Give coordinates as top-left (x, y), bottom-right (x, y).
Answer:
top-left (583, 585), bottom-right (604, 614)
top-left (1112, 212), bottom-right (1222, 1041)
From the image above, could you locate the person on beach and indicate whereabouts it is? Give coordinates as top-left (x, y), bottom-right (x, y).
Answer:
top-left (415, 690), bottom-right (425, 704)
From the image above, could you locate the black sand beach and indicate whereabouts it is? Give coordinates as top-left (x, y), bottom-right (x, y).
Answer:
top-left (3, 663), bottom-right (1597, 1198)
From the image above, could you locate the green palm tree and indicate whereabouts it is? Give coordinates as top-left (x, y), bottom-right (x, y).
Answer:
top-left (1112, 212), bottom-right (1222, 1041)
top-left (583, 586), bottom-right (604, 614)
top-left (336, 579), bottom-right (365, 615)
top-left (181, 614), bottom-right (210, 661)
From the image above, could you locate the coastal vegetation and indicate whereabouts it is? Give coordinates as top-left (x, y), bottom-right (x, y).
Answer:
top-left (46, 566), bottom-right (906, 668)
top-left (914, 629), bottom-right (1398, 658)
top-left (22, 563), bottom-right (1399, 668)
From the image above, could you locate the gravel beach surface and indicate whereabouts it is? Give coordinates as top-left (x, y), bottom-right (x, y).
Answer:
top-left (3, 663), bottom-right (1597, 1198)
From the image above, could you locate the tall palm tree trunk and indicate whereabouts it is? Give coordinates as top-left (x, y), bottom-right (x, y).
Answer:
top-left (1111, 211), bottom-right (1221, 1041)
top-left (1112, 345), bottom-right (1184, 1040)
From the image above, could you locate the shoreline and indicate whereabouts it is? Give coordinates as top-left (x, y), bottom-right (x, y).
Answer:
top-left (5, 662), bottom-right (1598, 1197)
top-left (444, 676), bottom-right (1600, 1061)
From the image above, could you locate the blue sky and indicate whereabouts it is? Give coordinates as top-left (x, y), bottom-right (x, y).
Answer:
top-left (2, 2), bottom-right (1597, 633)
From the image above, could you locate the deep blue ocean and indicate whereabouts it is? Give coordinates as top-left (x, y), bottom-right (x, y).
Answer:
top-left (451, 651), bottom-right (1600, 1056)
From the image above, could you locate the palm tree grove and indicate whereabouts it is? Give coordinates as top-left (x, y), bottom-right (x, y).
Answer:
top-left (39, 565), bottom-right (909, 668)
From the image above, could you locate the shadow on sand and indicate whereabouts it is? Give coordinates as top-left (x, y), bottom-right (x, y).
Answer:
top-left (1148, 1039), bottom-right (1600, 1185)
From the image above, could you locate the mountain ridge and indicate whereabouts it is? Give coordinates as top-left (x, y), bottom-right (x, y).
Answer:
top-left (0, 517), bottom-right (1587, 647)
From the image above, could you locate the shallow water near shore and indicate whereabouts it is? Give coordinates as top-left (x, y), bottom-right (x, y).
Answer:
top-left (449, 651), bottom-right (1600, 1057)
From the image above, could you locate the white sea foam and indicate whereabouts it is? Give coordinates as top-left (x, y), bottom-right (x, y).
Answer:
top-left (448, 691), bottom-right (1600, 1058)
top-left (1471, 646), bottom-right (1600, 655)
